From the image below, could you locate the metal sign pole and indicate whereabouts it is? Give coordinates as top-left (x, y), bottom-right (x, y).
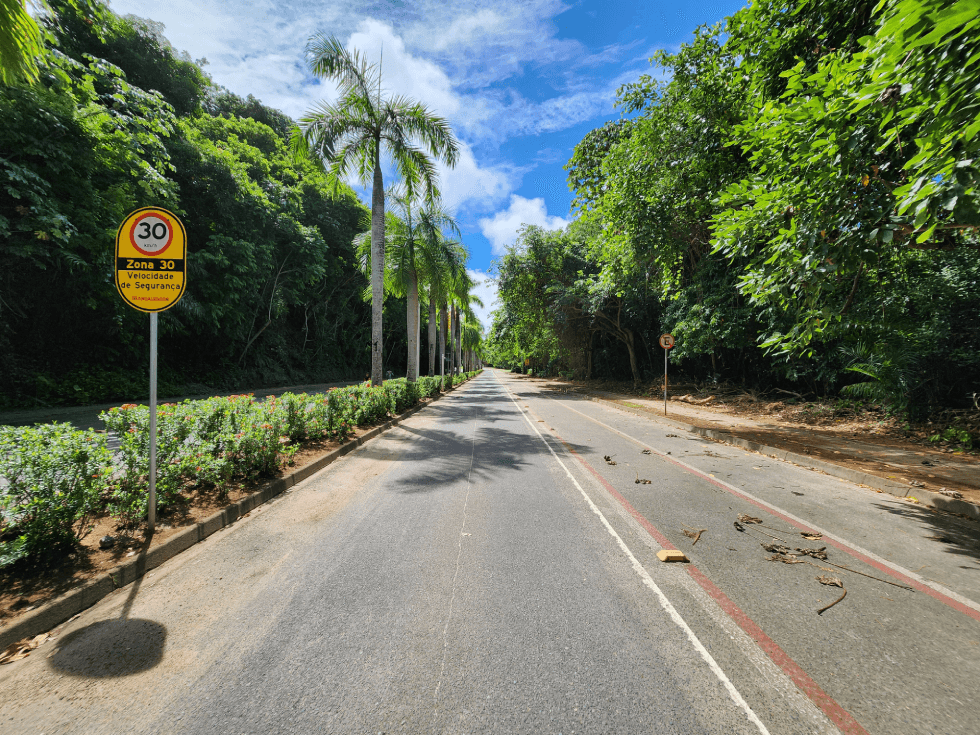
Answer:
top-left (149, 312), bottom-right (157, 532)
top-left (664, 348), bottom-right (668, 416)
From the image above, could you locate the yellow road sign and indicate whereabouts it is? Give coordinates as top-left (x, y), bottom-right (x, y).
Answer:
top-left (114, 207), bottom-right (187, 312)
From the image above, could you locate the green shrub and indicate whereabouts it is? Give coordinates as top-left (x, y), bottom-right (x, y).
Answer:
top-left (416, 376), bottom-right (441, 398)
top-left (0, 424), bottom-right (113, 567)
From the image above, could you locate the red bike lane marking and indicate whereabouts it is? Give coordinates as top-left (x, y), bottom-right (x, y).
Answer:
top-left (554, 435), bottom-right (871, 735)
top-left (557, 399), bottom-right (980, 625)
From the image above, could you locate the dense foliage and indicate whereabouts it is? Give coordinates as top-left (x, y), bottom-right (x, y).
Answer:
top-left (0, 0), bottom-right (382, 408)
top-left (488, 0), bottom-right (980, 417)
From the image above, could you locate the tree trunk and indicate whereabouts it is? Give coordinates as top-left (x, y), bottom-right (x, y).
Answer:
top-left (449, 305), bottom-right (456, 376)
top-left (370, 153), bottom-right (385, 387)
top-left (406, 267), bottom-right (420, 382)
top-left (624, 328), bottom-right (641, 386)
top-left (439, 303), bottom-right (448, 378)
top-left (455, 308), bottom-right (463, 375)
top-left (427, 284), bottom-right (437, 377)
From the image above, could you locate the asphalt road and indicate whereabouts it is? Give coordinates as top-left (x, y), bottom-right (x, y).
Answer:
top-left (1, 369), bottom-right (978, 734)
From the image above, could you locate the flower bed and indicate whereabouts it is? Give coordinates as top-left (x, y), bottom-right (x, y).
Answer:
top-left (0, 371), bottom-right (482, 569)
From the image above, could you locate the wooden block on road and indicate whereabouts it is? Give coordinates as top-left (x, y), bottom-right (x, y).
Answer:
top-left (657, 549), bottom-right (689, 563)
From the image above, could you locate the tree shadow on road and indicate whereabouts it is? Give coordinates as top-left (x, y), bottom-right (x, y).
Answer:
top-left (383, 425), bottom-right (592, 494)
top-left (873, 500), bottom-right (980, 567)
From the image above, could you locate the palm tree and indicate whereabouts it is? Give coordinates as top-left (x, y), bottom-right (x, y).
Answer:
top-left (0, 0), bottom-right (43, 86)
top-left (423, 238), bottom-right (466, 377)
top-left (293, 35), bottom-right (459, 386)
top-left (355, 188), bottom-right (460, 381)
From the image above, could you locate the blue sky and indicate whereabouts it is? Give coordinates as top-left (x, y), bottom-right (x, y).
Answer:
top-left (108, 0), bottom-right (748, 328)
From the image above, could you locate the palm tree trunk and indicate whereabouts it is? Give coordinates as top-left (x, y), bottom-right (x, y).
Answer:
top-left (406, 267), bottom-right (420, 382)
top-left (370, 154), bottom-right (385, 387)
top-left (450, 305), bottom-right (458, 375)
top-left (439, 303), bottom-right (447, 378)
top-left (454, 308), bottom-right (463, 375)
top-left (427, 284), bottom-right (437, 377)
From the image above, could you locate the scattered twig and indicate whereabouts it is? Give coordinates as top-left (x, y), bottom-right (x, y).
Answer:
top-left (816, 576), bottom-right (847, 614)
top-left (683, 528), bottom-right (707, 545)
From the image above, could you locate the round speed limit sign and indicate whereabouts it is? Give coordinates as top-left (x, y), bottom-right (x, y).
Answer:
top-left (129, 212), bottom-right (175, 255)
top-left (115, 207), bottom-right (187, 313)
top-left (659, 333), bottom-right (675, 349)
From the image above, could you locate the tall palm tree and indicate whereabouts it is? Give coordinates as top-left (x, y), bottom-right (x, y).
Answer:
top-left (293, 35), bottom-right (459, 386)
top-left (355, 188), bottom-right (460, 381)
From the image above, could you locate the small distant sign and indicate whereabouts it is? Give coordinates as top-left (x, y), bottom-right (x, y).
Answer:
top-left (659, 333), bottom-right (675, 349)
top-left (115, 207), bottom-right (187, 313)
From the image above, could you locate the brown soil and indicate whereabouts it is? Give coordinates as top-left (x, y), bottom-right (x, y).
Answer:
top-left (0, 414), bottom-right (415, 629)
top-left (519, 373), bottom-right (980, 507)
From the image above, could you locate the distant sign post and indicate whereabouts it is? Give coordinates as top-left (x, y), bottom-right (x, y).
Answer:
top-left (659, 334), bottom-right (675, 415)
top-left (115, 207), bottom-right (187, 533)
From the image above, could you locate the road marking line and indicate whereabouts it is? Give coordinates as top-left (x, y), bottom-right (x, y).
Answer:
top-left (493, 373), bottom-right (772, 735)
top-left (499, 381), bottom-right (868, 735)
top-left (433, 410), bottom-right (478, 710)
top-left (554, 398), bottom-right (980, 623)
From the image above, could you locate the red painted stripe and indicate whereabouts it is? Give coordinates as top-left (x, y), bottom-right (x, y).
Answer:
top-left (553, 435), bottom-right (871, 735)
top-left (561, 404), bottom-right (980, 624)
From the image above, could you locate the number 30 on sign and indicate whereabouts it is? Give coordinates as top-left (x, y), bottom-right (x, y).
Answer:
top-left (115, 207), bottom-right (187, 313)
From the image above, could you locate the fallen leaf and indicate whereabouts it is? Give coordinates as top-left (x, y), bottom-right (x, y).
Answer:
top-left (801, 532), bottom-right (823, 541)
top-left (767, 554), bottom-right (803, 564)
top-left (797, 546), bottom-right (829, 560)
top-left (641, 449), bottom-right (652, 455)
top-left (737, 514), bottom-right (763, 524)
top-left (604, 455), bottom-right (617, 466)
top-left (762, 542), bottom-right (793, 555)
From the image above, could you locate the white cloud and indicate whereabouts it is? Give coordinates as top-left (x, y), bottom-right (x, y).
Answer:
top-left (436, 142), bottom-right (515, 212)
top-left (466, 269), bottom-right (498, 332)
top-left (479, 195), bottom-right (571, 255)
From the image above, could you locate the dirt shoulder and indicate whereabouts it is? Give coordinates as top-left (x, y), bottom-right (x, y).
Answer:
top-left (513, 374), bottom-right (980, 507)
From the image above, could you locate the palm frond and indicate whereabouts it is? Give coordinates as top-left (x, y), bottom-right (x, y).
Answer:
top-left (305, 34), bottom-right (379, 106)
top-left (0, 0), bottom-right (43, 86)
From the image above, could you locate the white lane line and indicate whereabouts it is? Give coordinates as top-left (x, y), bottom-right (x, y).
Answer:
top-left (553, 397), bottom-right (980, 616)
top-left (493, 372), bottom-right (771, 735)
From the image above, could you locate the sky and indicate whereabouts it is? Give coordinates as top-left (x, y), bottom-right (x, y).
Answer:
top-left (108, 0), bottom-right (748, 329)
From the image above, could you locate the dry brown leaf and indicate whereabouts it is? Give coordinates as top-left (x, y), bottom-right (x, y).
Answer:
top-left (0, 633), bottom-right (48, 665)
top-left (767, 554), bottom-right (804, 564)
top-left (737, 514), bottom-right (763, 524)
top-left (796, 546), bottom-right (828, 560)
top-left (801, 532), bottom-right (823, 541)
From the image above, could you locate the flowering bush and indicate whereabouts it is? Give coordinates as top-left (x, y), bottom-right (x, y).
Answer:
top-left (0, 424), bottom-right (113, 567)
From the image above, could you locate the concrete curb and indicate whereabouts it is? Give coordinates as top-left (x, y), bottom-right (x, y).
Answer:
top-left (580, 393), bottom-right (980, 522)
top-left (0, 377), bottom-right (477, 650)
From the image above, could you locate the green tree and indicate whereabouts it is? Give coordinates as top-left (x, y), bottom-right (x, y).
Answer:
top-left (293, 35), bottom-right (459, 387)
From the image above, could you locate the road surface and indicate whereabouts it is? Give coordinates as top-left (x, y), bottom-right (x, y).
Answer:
top-left (1, 369), bottom-right (977, 734)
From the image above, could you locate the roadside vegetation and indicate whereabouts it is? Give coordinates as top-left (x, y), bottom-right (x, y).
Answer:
top-left (486, 0), bottom-right (979, 443)
top-left (0, 0), bottom-right (485, 408)
top-left (0, 371), bottom-right (481, 574)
